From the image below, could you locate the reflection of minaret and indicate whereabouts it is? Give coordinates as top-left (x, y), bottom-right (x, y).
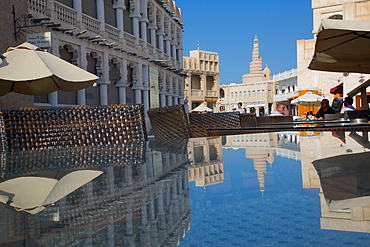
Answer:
top-left (246, 149), bottom-right (274, 193)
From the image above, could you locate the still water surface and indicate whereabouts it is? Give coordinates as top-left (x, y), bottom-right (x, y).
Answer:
top-left (0, 131), bottom-right (370, 246)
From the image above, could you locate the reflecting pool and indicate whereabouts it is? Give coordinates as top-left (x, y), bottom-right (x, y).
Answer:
top-left (0, 131), bottom-right (370, 246)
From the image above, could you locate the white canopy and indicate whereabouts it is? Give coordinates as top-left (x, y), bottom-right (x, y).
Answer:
top-left (192, 104), bottom-right (213, 112)
top-left (308, 19), bottom-right (370, 74)
top-left (0, 42), bottom-right (98, 96)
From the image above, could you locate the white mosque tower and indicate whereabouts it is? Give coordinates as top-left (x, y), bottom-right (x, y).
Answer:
top-left (242, 35), bottom-right (271, 84)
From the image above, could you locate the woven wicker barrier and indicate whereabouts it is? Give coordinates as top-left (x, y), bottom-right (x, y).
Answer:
top-left (344, 110), bottom-right (369, 120)
top-left (0, 104), bottom-right (147, 151)
top-left (147, 104), bottom-right (191, 140)
top-left (188, 112), bottom-right (241, 138)
top-left (256, 115), bottom-right (293, 125)
top-left (0, 142), bottom-right (146, 178)
top-left (240, 113), bottom-right (257, 127)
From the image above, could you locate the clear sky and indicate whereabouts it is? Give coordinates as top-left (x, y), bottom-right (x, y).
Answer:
top-left (174, 0), bottom-right (314, 85)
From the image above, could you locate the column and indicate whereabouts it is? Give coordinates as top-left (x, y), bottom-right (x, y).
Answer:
top-left (140, 18), bottom-right (147, 42)
top-left (49, 92), bottom-right (58, 106)
top-left (96, 0), bottom-right (105, 33)
top-left (99, 52), bottom-right (109, 105)
top-left (118, 59), bottom-right (127, 104)
top-left (160, 92), bottom-right (166, 107)
top-left (165, 37), bottom-right (171, 56)
top-left (79, 43), bottom-right (88, 105)
top-left (113, 0), bottom-right (125, 40)
top-left (149, 26), bottom-right (157, 48)
top-left (171, 41), bottom-right (177, 61)
top-left (73, 0), bottom-right (82, 27)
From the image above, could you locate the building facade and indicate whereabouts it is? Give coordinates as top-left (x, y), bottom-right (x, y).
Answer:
top-left (2, 0), bottom-right (186, 127)
top-left (297, 0), bottom-right (370, 110)
top-left (219, 36), bottom-right (274, 114)
top-left (183, 49), bottom-right (220, 112)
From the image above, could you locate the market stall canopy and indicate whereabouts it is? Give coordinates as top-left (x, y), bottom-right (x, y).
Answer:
top-left (191, 104), bottom-right (213, 112)
top-left (0, 42), bottom-right (98, 96)
top-left (308, 19), bottom-right (370, 74)
top-left (291, 92), bottom-right (324, 107)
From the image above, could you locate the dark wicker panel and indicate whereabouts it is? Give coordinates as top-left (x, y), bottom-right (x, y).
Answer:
top-left (1, 142), bottom-right (146, 178)
top-left (324, 113), bottom-right (344, 120)
top-left (257, 116), bottom-right (293, 125)
top-left (188, 112), bottom-right (241, 138)
top-left (344, 110), bottom-right (369, 120)
top-left (0, 104), bottom-right (147, 151)
top-left (147, 105), bottom-right (191, 140)
top-left (240, 113), bottom-right (257, 127)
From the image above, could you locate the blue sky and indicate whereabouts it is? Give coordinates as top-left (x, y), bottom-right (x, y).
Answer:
top-left (175, 0), bottom-right (314, 85)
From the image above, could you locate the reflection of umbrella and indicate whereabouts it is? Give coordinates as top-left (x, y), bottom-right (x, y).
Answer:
top-left (192, 104), bottom-right (213, 112)
top-left (313, 152), bottom-right (370, 210)
top-left (0, 42), bottom-right (98, 96)
top-left (291, 92), bottom-right (324, 110)
top-left (0, 170), bottom-right (103, 214)
top-left (308, 19), bottom-right (370, 74)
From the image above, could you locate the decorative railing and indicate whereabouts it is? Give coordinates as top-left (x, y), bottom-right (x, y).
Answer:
top-left (274, 91), bottom-right (298, 102)
top-left (54, 2), bottom-right (77, 26)
top-left (191, 89), bottom-right (203, 96)
top-left (28, 0), bottom-right (47, 15)
top-left (206, 90), bottom-right (217, 97)
top-left (125, 33), bottom-right (136, 48)
top-left (105, 24), bottom-right (120, 41)
top-left (82, 14), bottom-right (100, 34)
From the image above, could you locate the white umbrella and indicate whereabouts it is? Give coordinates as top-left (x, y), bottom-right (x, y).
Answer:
top-left (308, 19), bottom-right (370, 74)
top-left (0, 42), bottom-right (98, 96)
top-left (291, 92), bottom-right (324, 111)
top-left (191, 104), bottom-right (213, 112)
top-left (0, 170), bottom-right (103, 214)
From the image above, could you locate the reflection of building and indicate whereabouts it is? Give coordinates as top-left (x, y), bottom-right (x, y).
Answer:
top-left (245, 148), bottom-right (274, 193)
top-left (222, 132), bottom-right (301, 193)
top-left (0, 142), bottom-right (191, 246)
top-left (187, 137), bottom-right (224, 187)
top-left (300, 130), bottom-right (370, 233)
top-left (183, 49), bottom-right (220, 111)
top-left (319, 192), bottom-right (370, 233)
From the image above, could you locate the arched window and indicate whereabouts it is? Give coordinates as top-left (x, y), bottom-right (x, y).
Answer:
top-left (328, 14), bottom-right (343, 20)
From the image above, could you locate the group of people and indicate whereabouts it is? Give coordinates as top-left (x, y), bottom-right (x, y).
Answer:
top-left (314, 96), bottom-right (356, 119)
top-left (218, 97), bottom-right (357, 118)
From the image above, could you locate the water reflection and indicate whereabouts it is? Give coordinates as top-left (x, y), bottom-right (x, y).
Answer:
top-left (0, 141), bottom-right (190, 246)
top-left (1, 131), bottom-right (370, 246)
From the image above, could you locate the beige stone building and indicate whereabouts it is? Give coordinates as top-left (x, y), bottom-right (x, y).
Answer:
top-left (1, 0), bottom-right (186, 129)
top-left (183, 49), bottom-right (220, 112)
top-left (297, 0), bottom-right (370, 110)
top-left (219, 36), bottom-right (274, 114)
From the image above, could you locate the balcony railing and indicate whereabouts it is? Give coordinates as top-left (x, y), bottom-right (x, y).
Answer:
top-left (274, 91), bottom-right (298, 102)
top-left (105, 24), bottom-right (120, 42)
top-left (54, 2), bottom-right (76, 26)
top-left (191, 89), bottom-right (203, 96)
top-left (206, 90), bottom-right (217, 97)
top-left (82, 14), bottom-right (100, 34)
